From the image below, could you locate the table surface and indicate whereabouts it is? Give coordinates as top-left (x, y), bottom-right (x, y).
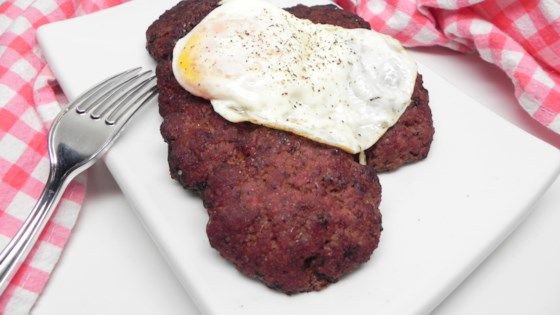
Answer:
top-left (33, 47), bottom-right (560, 314)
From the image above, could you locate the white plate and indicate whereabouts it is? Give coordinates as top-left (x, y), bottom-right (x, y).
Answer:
top-left (37, 1), bottom-right (560, 314)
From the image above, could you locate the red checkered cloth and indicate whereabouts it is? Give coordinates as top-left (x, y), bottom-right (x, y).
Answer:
top-left (1, 0), bottom-right (559, 313)
top-left (337, 0), bottom-right (560, 134)
top-left (0, 0), bottom-right (125, 313)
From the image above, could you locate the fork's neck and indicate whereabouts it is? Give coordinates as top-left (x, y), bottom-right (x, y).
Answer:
top-left (45, 162), bottom-right (72, 195)
top-left (0, 164), bottom-right (72, 295)
top-left (35, 164), bottom-right (72, 211)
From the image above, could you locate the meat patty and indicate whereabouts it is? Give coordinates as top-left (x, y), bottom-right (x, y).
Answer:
top-left (156, 58), bottom-right (383, 294)
top-left (147, 1), bottom-right (434, 172)
top-left (367, 75), bottom-right (433, 171)
top-left (203, 129), bottom-right (382, 293)
top-left (146, 0), bottom-right (430, 294)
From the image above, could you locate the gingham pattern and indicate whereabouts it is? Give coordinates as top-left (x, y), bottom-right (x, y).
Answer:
top-left (337, 0), bottom-right (560, 134)
top-left (0, 0), bottom-right (125, 313)
top-left (0, 0), bottom-right (558, 313)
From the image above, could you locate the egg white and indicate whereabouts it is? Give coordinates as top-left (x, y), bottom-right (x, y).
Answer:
top-left (172, 0), bottom-right (417, 154)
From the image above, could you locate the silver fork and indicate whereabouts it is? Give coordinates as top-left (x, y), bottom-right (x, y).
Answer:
top-left (0, 67), bottom-right (157, 294)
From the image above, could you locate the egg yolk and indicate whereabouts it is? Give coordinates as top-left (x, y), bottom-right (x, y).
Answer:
top-left (178, 33), bottom-right (202, 86)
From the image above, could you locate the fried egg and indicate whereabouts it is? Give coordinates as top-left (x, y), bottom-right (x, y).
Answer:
top-left (172, 0), bottom-right (417, 154)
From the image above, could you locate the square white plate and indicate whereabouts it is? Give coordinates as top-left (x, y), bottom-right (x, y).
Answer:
top-left (37, 1), bottom-right (560, 314)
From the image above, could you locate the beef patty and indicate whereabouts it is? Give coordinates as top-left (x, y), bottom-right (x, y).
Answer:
top-left (147, 1), bottom-right (434, 172)
top-left (146, 0), bottom-right (431, 294)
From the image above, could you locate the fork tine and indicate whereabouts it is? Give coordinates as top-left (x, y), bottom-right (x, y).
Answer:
top-left (104, 75), bottom-right (157, 124)
top-left (69, 67), bottom-right (140, 109)
top-left (88, 70), bottom-right (152, 118)
top-left (107, 87), bottom-right (157, 127)
top-left (74, 67), bottom-right (142, 113)
top-left (70, 67), bottom-right (141, 112)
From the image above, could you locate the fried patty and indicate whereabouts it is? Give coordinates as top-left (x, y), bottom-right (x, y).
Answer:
top-left (146, 0), bottom-right (431, 294)
top-left (203, 129), bottom-right (382, 293)
top-left (147, 1), bottom-right (434, 172)
top-left (155, 58), bottom-right (383, 294)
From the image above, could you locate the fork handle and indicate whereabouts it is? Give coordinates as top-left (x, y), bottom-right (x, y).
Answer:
top-left (0, 167), bottom-right (70, 295)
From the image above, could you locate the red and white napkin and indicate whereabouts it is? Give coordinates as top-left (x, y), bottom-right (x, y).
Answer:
top-left (0, 0), bottom-right (124, 313)
top-left (0, 0), bottom-right (558, 313)
top-left (337, 0), bottom-right (560, 134)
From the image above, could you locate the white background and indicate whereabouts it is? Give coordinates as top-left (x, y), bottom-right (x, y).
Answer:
top-left (33, 47), bottom-right (560, 314)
